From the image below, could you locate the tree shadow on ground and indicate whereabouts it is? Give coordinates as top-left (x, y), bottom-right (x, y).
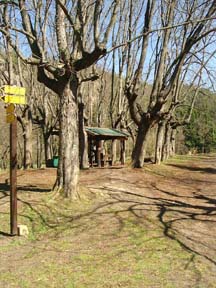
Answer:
top-left (0, 183), bottom-right (10, 193)
top-left (69, 183), bottom-right (216, 266)
top-left (18, 186), bottom-right (51, 193)
top-left (0, 183), bottom-right (53, 236)
top-left (0, 182), bottom-right (51, 193)
top-left (1, 172), bottom-right (215, 268)
top-left (0, 195), bottom-right (57, 237)
top-left (167, 163), bottom-right (216, 174)
top-left (153, 184), bottom-right (216, 265)
top-left (0, 231), bottom-right (13, 236)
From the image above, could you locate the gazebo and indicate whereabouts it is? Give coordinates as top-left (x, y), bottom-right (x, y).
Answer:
top-left (85, 127), bottom-right (129, 167)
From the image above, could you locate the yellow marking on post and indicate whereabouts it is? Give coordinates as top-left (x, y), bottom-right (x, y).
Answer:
top-left (6, 103), bottom-right (15, 113)
top-left (6, 113), bottom-right (15, 124)
top-left (5, 103), bottom-right (16, 123)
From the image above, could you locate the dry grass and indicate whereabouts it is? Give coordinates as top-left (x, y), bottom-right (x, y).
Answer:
top-left (0, 155), bottom-right (216, 287)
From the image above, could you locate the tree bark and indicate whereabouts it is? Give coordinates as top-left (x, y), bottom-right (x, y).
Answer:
top-left (55, 80), bottom-right (79, 199)
top-left (162, 122), bottom-right (171, 161)
top-left (155, 121), bottom-right (165, 165)
top-left (44, 135), bottom-right (52, 163)
top-left (132, 121), bottom-right (151, 168)
top-left (170, 128), bottom-right (176, 157)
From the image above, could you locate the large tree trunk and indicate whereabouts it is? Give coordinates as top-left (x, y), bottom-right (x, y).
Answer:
top-left (132, 122), bottom-right (151, 168)
top-left (170, 128), bottom-right (176, 157)
top-left (162, 122), bottom-right (171, 161)
top-left (155, 121), bottom-right (165, 165)
top-left (55, 80), bottom-right (79, 199)
top-left (44, 135), bottom-right (52, 164)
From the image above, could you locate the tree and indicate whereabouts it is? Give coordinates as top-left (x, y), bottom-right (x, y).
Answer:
top-left (0, 0), bottom-right (119, 198)
top-left (116, 0), bottom-right (216, 167)
top-left (159, 37), bottom-right (216, 162)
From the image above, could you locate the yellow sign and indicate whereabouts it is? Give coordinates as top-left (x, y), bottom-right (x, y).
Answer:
top-left (6, 113), bottom-right (15, 124)
top-left (3, 85), bottom-right (26, 105)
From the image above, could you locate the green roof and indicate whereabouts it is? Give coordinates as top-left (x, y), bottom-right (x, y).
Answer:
top-left (85, 127), bottom-right (129, 139)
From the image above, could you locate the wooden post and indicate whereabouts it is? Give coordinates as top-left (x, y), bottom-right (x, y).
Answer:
top-left (96, 140), bottom-right (102, 167)
top-left (88, 139), bottom-right (93, 167)
top-left (112, 139), bottom-right (117, 165)
top-left (10, 114), bottom-right (18, 235)
top-left (6, 33), bottom-right (19, 235)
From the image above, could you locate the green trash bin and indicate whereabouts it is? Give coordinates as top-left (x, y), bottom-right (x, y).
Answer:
top-left (53, 156), bottom-right (59, 168)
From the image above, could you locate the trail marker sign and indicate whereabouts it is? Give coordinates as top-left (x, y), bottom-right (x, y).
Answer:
top-left (0, 85), bottom-right (26, 235)
top-left (6, 103), bottom-right (16, 123)
top-left (3, 85), bottom-right (26, 105)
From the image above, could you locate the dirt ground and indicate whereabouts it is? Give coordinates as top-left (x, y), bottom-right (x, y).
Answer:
top-left (0, 155), bottom-right (216, 287)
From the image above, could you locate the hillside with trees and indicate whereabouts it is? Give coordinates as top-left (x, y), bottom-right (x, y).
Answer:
top-left (183, 90), bottom-right (216, 153)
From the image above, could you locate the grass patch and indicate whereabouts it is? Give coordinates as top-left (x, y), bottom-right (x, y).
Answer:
top-left (0, 157), bottom-right (215, 287)
top-left (0, 206), bottom-right (210, 287)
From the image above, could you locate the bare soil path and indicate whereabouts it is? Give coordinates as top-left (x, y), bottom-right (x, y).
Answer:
top-left (0, 155), bottom-right (216, 287)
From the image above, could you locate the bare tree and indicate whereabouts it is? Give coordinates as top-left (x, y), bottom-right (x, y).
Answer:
top-left (117, 0), bottom-right (216, 167)
top-left (0, 0), bottom-right (119, 198)
top-left (158, 41), bottom-right (216, 163)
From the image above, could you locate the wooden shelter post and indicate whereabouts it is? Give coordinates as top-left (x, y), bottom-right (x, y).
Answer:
top-left (96, 140), bottom-right (102, 167)
top-left (88, 138), bottom-right (93, 167)
top-left (112, 139), bottom-right (117, 164)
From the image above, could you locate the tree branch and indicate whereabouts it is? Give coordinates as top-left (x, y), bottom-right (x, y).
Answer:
top-left (107, 15), bottom-right (216, 54)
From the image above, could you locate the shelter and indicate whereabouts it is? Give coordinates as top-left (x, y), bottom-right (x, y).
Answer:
top-left (85, 127), bottom-right (129, 167)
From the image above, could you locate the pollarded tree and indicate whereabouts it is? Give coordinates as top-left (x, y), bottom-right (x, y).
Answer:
top-left (155, 40), bottom-right (216, 164)
top-left (0, 0), bottom-right (119, 198)
top-left (117, 0), bottom-right (216, 167)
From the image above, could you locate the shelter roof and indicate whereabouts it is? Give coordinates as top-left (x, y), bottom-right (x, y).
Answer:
top-left (85, 127), bottom-right (129, 140)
